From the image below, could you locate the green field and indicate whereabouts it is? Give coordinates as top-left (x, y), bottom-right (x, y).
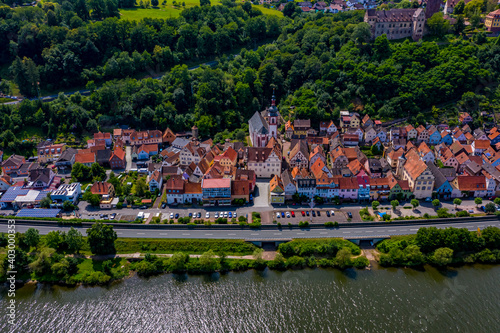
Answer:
top-left (120, 2), bottom-right (282, 20)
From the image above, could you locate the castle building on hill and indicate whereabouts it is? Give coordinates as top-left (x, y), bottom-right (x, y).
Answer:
top-left (364, 0), bottom-right (441, 41)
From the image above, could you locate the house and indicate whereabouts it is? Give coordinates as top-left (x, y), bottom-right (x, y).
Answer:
top-left (458, 112), bottom-right (473, 124)
top-left (441, 148), bottom-right (459, 170)
top-left (365, 158), bottom-right (383, 178)
top-left (294, 169), bottom-right (316, 198)
top-left (148, 170), bottom-right (163, 192)
top-left (386, 148), bottom-right (404, 168)
top-left (216, 147), bottom-right (238, 167)
top-left (362, 114), bottom-right (373, 128)
top-left (179, 142), bottom-right (205, 165)
top-left (55, 147), bottom-right (77, 170)
top-left (387, 171), bottom-right (411, 200)
top-left (319, 120), bottom-right (337, 135)
top-left (364, 126), bottom-right (377, 143)
top-left (202, 178), bottom-right (231, 206)
top-left (472, 140), bottom-right (490, 156)
top-left (281, 169), bottom-right (296, 200)
top-left (453, 130), bottom-right (467, 144)
top-left (401, 158), bottom-right (435, 199)
top-left (233, 169), bottom-right (256, 193)
top-left (406, 125), bottom-right (417, 140)
top-left (94, 132), bottom-right (112, 147)
top-left (357, 173), bottom-right (370, 202)
top-left (1, 154), bottom-right (25, 176)
top-left (428, 129), bottom-right (441, 145)
top-left (440, 131), bottom-right (453, 145)
top-left (247, 147), bottom-right (281, 178)
top-left (369, 177), bottom-right (390, 201)
top-left (444, 0), bottom-right (471, 14)
top-left (427, 162), bottom-right (452, 200)
top-left (343, 133), bottom-right (360, 146)
top-left (293, 119), bottom-right (311, 138)
top-left (184, 182), bottom-right (202, 204)
top-left (74, 152), bottom-right (96, 168)
top-left (486, 9), bottom-right (500, 32)
top-left (309, 146), bottom-right (326, 167)
top-left (96, 149), bottom-right (112, 167)
top-left (488, 129), bottom-right (500, 145)
top-left (453, 176), bottom-right (487, 198)
top-left (135, 144), bottom-right (158, 160)
top-left (338, 177), bottom-right (358, 201)
top-left (109, 147), bottom-right (126, 170)
top-left (163, 128), bottom-right (177, 145)
top-left (269, 175), bottom-right (285, 205)
top-left (51, 183), bottom-right (81, 204)
top-left (0, 175), bottom-right (12, 191)
top-left (416, 125), bottom-right (429, 143)
top-left (90, 181), bottom-right (115, 197)
top-left (418, 142), bottom-right (435, 163)
top-left (130, 130), bottom-right (163, 146)
top-left (37, 142), bottom-right (67, 164)
top-left (164, 177), bottom-right (184, 204)
top-left (28, 167), bottom-right (55, 189)
top-left (289, 140), bottom-right (309, 169)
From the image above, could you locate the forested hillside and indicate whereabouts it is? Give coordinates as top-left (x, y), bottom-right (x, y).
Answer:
top-left (1, 4), bottom-right (500, 157)
top-left (0, 0), bottom-right (282, 95)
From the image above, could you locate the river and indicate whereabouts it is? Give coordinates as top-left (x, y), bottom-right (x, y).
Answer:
top-left (1, 265), bottom-right (499, 333)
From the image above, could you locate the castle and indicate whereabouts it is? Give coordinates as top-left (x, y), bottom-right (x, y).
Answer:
top-left (364, 0), bottom-right (441, 41)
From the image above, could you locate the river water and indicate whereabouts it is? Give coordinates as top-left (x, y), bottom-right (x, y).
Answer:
top-left (1, 265), bottom-right (499, 333)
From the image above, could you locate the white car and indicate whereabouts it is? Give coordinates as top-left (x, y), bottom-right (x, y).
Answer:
top-left (220, 211), bottom-right (224, 217)
top-left (276, 212), bottom-right (280, 218)
top-left (286, 212), bottom-right (291, 218)
top-left (233, 212), bottom-right (237, 218)
top-left (214, 212), bottom-right (219, 218)
top-left (170, 213), bottom-right (174, 219)
top-left (224, 212), bottom-right (228, 218)
top-left (330, 210), bottom-right (335, 216)
top-left (205, 212), bottom-right (210, 218)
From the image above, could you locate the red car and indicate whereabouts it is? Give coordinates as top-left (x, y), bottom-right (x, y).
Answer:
top-left (291, 211), bottom-right (295, 217)
top-left (301, 211), bottom-right (305, 216)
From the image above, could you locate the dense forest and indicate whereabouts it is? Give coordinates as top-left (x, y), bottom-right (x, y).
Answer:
top-left (1, 3), bottom-right (500, 157)
top-left (0, 0), bottom-right (282, 94)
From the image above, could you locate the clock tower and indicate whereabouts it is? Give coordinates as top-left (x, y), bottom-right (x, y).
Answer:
top-left (267, 91), bottom-right (278, 139)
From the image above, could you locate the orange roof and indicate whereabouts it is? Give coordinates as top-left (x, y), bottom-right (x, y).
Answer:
top-left (222, 146), bottom-right (238, 162)
top-left (338, 177), bottom-right (358, 190)
top-left (474, 140), bottom-right (490, 149)
top-left (418, 142), bottom-right (432, 155)
top-left (347, 160), bottom-right (364, 175)
top-left (202, 178), bottom-right (231, 189)
top-left (269, 175), bottom-right (284, 192)
top-left (387, 148), bottom-right (404, 161)
top-left (91, 181), bottom-right (113, 195)
top-left (184, 182), bottom-right (202, 194)
top-left (310, 159), bottom-right (326, 178)
top-left (75, 152), bottom-right (95, 164)
top-left (455, 152), bottom-right (469, 165)
top-left (113, 129), bottom-right (122, 136)
top-left (139, 144), bottom-right (158, 154)
top-left (404, 159), bottom-right (427, 180)
top-left (405, 124), bottom-right (415, 132)
top-left (231, 180), bottom-right (250, 196)
top-left (111, 147), bottom-right (125, 160)
top-left (457, 175), bottom-right (486, 191)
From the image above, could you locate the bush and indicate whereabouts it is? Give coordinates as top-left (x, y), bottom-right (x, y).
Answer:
top-left (277, 222), bottom-right (282, 228)
top-left (278, 238), bottom-right (360, 257)
top-left (456, 210), bottom-right (470, 217)
top-left (286, 256), bottom-right (306, 268)
top-left (353, 256), bottom-right (370, 269)
top-left (324, 222), bottom-right (334, 227)
top-left (298, 221), bottom-right (309, 228)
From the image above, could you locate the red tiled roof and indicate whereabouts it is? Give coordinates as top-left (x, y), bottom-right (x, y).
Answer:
top-left (202, 178), bottom-right (231, 189)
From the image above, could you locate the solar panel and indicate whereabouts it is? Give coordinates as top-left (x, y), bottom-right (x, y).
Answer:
top-left (16, 209), bottom-right (61, 218)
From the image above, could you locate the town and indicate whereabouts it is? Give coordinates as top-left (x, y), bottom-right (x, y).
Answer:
top-left (1, 92), bottom-right (499, 224)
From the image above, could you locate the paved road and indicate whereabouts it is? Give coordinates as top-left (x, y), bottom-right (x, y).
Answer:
top-left (2, 220), bottom-right (499, 240)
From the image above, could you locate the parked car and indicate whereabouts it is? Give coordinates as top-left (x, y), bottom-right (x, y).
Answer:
top-left (175, 213), bottom-right (179, 219)
top-left (188, 213), bottom-right (193, 217)
top-left (234, 212), bottom-right (237, 218)
top-left (281, 212), bottom-right (285, 218)
top-left (317, 211), bottom-right (321, 216)
top-left (161, 202), bottom-right (167, 209)
top-left (312, 211), bottom-right (316, 217)
top-left (220, 212), bottom-right (224, 218)
top-left (276, 212), bottom-right (280, 219)
top-left (347, 212), bottom-right (353, 218)
top-left (110, 213), bottom-right (116, 220)
top-left (326, 211), bottom-right (330, 217)
top-left (425, 197), bottom-right (432, 202)
top-left (286, 212), bottom-right (291, 218)
top-left (228, 212), bottom-right (232, 218)
top-left (205, 212), bottom-right (210, 218)
top-left (306, 211), bottom-right (309, 216)
top-left (301, 211), bottom-right (305, 216)
top-left (330, 210), bottom-right (335, 216)
top-left (291, 211), bottom-right (295, 217)
top-left (224, 212), bottom-right (228, 218)
top-left (214, 212), bottom-right (219, 218)
top-left (197, 212), bottom-right (201, 218)
top-left (170, 213), bottom-right (174, 219)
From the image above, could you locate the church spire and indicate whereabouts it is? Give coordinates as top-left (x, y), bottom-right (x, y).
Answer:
top-left (271, 88), bottom-right (276, 106)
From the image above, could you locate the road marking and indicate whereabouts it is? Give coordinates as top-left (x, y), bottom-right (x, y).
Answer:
top-left (205, 234), bottom-right (213, 236)
top-left (297, 233), bottom-right (305, 235)
top-left (228, 234), bottom-right (236, 236)
top-left (251, 233), bottom-right (259, 235)
top-left (159, 233), bottom-right (168, 235)
top-left (273, 233), bottom-right (282, 235)
top-left (410, 229), bottom-right (418, 231)
top-left (137, 233), bottom-right (145, 235)
top-left (388, 230), bottom-right (397, 232)
top-left (343, 232), bottom-right (350, 234)
top-left (182, 233), bottom-right (190, 236)
top-left (319, 232), bottom-right (328, 234)
top-left (365, 231), bottom-right (373, 233)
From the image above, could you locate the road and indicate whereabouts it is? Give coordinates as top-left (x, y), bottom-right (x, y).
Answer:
top-left (2, 219), bottom-right (499, 240)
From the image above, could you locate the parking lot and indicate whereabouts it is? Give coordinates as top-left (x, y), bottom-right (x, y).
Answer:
top-left (264, 208), bottom-right (362, 224)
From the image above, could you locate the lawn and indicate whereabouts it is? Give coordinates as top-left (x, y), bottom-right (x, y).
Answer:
top-left (120, 1), bottom-right (282, 20)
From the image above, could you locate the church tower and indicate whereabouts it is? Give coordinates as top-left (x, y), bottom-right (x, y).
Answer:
top-left (267, 90), bottom-right (278, 139)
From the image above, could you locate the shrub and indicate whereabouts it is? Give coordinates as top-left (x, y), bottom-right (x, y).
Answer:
top-left (286, 256), bottom-right (306, 268)
top-left (456, 210), bottom-right (470, 217)
top-left (277, 222), bottom-right (282, 228)
top-left (353, 256), bottom-right (370, 269)
top-left (298, 221), bottom-right (309, 228)
top-left (324, 222), bottom-right (334, 227)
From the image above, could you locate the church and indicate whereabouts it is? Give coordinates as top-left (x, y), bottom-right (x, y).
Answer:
top-left (248, 94), bottom-right (279, 148)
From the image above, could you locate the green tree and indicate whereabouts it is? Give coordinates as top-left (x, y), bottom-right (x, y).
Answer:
top-left (454, 15), bottom-right (466, 35)
top-left (51, 259), bottom-right (70, 278)
top-left (91, 163), bottom-right (106, 181)
top-left (391, 200), bottom-right (399, 211)
top-left (453, 198), bottom-right (462, 208)
top-left (372, 201), bottom-right (380, 211)
top-left (454, 0), bottom-right (465, 14)
top-left (484, 202), bottom-right (496, 214)
top-left (28, 248), bottom-right (55, 275)
top-left (373, 34), bottom-right (391, 60)
top-left (283, 2), bottom-right (296, 18)
top-left (474, 197), bottom-right (482, 208)
top-left (335, 248), bottom-right (352, 269)
top-left (24, 228), bottom-right (40, 248)
top-left (62, 200), bottom-right (74, 211)
top-left (66, 227), bottom-right (84, 253)
top-left (200, 0), bottom-right (211, 5)
top-left (151, 0), bottom-right (159, 6)
top-left (169, 252), bottom-right (189, 272)
top-left (40, 194), bottom-right (52, 208)
top-left (83, 191), bottom-right (101, 207)
top-left (86, 222), bottom-right (117, 255)
top-left (411, 199), bottom-right (420, 210)
top-left (351, 22), bottom-right (371, 44)
top-left (45, 231), bottom-right (65, 250)
top-left (432, 199), bottom-right (440, 209)
top-left (199, 250), bottom-right (221, 272)
top-left (431, 247), bottom-right (453, 266)
top-left (427, 12), bottom-right (450, 37)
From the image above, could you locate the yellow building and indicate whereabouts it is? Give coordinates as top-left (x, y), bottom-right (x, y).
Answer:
top-left (269, 175), bottom-right (285, 205)
top-left (486, 9), bottom-right (500, 32)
